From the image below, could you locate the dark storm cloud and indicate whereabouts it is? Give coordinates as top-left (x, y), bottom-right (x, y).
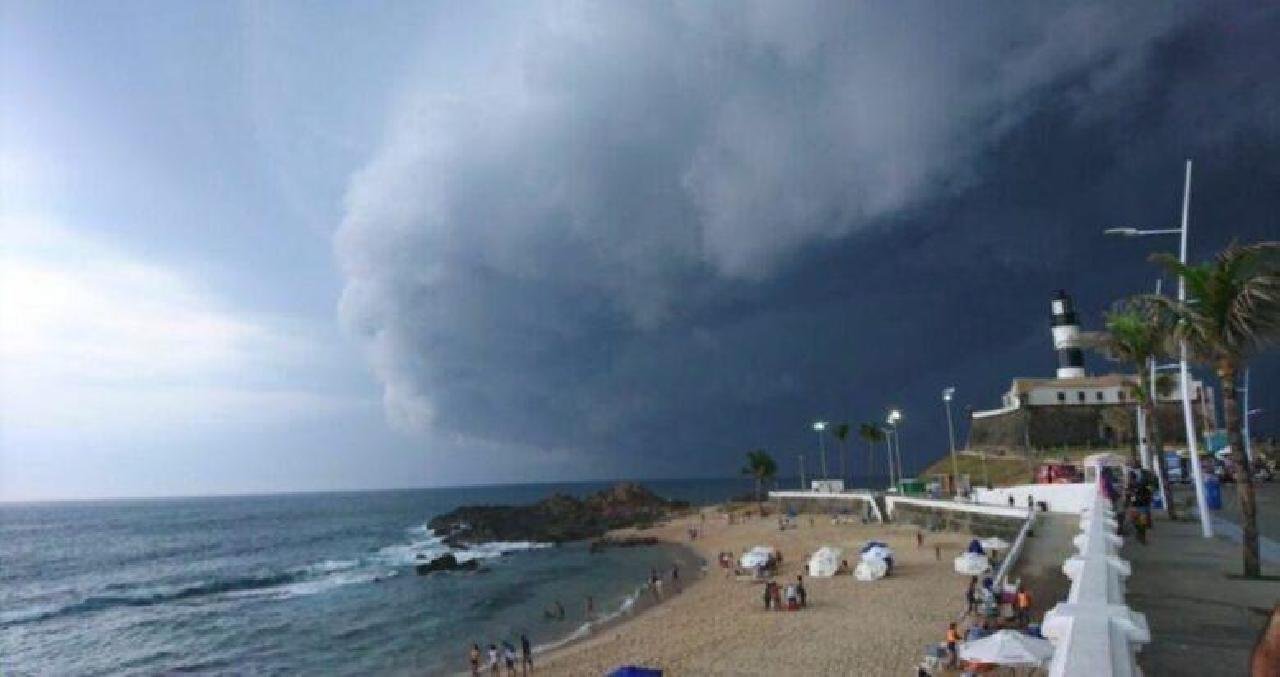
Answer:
top-left (336, 1), bottom-right (1280, 477)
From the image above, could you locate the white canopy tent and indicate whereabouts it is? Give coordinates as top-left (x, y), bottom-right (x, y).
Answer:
top-left (739, 546), bottom-right (777, 570)
top-left (854, 558), bottom-right (887, 581)
top-left (980, 536), bottom-right (1011, 551)
top-left (959, 629), bottom-right (1055, 667)
top-left (807, 546), bottom-right (842, 577)
top-left (954, 552), bottom-right (991, 576)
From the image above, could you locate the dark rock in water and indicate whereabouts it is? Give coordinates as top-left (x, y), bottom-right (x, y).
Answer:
top-left (415, 553), bottom-right (480, 575)
top-left (588, 535), bottom-right (660, 553)
top-left (428, 482), bottom-right (689, 547)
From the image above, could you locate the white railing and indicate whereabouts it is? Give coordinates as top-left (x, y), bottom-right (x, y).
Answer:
top-left (1041, 486), bottom-right (1150, 676)
top-left (992, 508), bottom-right (1036, 592)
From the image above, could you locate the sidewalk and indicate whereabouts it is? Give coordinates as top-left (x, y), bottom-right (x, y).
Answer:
top-left (1124, 515), bottom-right (1276, 676)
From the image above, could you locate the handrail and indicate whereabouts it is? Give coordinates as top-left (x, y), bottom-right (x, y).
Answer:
top-left (992, 506), bottom-right (1035, 593)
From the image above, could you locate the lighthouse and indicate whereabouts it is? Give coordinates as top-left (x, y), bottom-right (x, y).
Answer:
top-left (1050, 290), bottom-right (1085, 378)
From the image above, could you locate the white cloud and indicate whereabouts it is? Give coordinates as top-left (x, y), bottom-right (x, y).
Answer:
top-left (0, 215), bottom-right (350, 435)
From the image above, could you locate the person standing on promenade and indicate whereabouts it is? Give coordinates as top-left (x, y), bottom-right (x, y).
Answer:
top-left (519, 634), bottom-right (533, 676)
top-left (1015, 586), bottom-right (1032, 626)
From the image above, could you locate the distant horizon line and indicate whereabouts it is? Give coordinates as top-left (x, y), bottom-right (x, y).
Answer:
top-left (0, 475), bottom-right (750, 505)
top-left (0, 472), bottom-right (894, 505)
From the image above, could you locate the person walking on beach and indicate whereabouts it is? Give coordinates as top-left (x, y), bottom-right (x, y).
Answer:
top-left (502, 641), bottom-right (517, 676)
top-left (965, 577), bottom-right (978, 616)
top-left (585, 595), bottom-right (595, 620)
top-left (763, 580), bottom-right (774, 610)
top-left (795, 575), bottom-right (807, 608)
top-left (945, 622), bottom-right (960, 668)
top-left (771, 579), bottom-right (783, 611)
top-left (519, 634), bottom-right (533, 675)
top-left (469, 643), bottom-right (482, 676)
top-left (487, 644), bottom-right (500, 675)
top-left (671, 564), bottom-right (680, 593)
top-left (916, 531), bottom-right (924, 548)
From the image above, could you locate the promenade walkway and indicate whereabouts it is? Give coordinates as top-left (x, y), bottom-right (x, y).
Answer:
top-left (1124, 486), bottom-right (1279, 676)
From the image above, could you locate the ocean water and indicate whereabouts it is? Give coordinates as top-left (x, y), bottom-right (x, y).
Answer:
top-left (0, 479), bottom-right (763, 676)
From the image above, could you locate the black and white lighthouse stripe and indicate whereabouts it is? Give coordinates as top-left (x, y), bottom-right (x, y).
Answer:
top-left (1050, 290), bottom-right (1085, 379)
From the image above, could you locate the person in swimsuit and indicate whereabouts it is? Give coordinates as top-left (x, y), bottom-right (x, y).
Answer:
top-left (469, 643), bottom-right (481, 676)
top-left (487, 644), bottom-right (500, 675)
top-left (520, 634), bottom-right (533, 675)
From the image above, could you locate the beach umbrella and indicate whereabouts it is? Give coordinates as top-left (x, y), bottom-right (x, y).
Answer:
top-left (980, 537), bottom-right (1011, 551)
top-left (959, 630), bottom-right (1055, 667)
top-left (860, 545), bottom-right (893, 562)
top-left (953, 552), bottom-right (990, 576)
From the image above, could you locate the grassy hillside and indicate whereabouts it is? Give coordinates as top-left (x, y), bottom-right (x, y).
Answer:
top-left (917, 448), bottom-right (1119, 488)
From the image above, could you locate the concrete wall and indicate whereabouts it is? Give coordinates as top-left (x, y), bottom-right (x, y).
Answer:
top-left (971, 483), bottom-right (1095, 515)
top-left (768, 491), bottom-right (883, 522)
top-left (1026, 385), bottom-right (1130, 406)
top-left (883, 496), bottom-right (1025, 540)
top-left (967, 402), bottom-right (1201, 451)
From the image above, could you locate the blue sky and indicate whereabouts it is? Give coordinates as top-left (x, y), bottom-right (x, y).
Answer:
top-left (3, 1), bottom-right (1278, 500)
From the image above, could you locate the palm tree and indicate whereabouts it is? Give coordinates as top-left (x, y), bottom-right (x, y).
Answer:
top-left (741, 449), bottom-right (778, 505)
top-left (1149, 241), bottom-right (1280, 578)
top-left (833, 423), bottom-right (851, 486)
top-left (1096, 297), bottom-right (1177, 519)
top-left (858, 423), bottom-right (884, 485)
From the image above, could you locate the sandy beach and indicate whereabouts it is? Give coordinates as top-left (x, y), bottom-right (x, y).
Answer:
top-left (534, 507), bottom-right (986, 676)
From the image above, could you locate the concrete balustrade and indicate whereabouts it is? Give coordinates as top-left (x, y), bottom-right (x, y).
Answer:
top-left (1042, 487), bottom-right (1149, 676)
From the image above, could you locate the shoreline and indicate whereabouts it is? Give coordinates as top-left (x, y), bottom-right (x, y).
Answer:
top-left (532, 538), bottom-right (708, 659)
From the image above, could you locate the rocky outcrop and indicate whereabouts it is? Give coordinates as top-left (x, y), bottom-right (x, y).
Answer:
top-left (428, 482), bottom-right (688, 547)
top-left (415, 553), bottom-right (480, 575)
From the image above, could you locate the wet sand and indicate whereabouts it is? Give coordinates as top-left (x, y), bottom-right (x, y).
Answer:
top-left (534, 508), bottom-right (983, 676)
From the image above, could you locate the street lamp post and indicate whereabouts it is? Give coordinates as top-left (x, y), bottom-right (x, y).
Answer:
top-left (813, 421), bottom-right (829, 484)
top-left (943, 388), bottom-right (960, 497)
top-left (887, 409), bottom-right (903, 492)
top-left (1104, 159), bottom-right (1212, 538)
